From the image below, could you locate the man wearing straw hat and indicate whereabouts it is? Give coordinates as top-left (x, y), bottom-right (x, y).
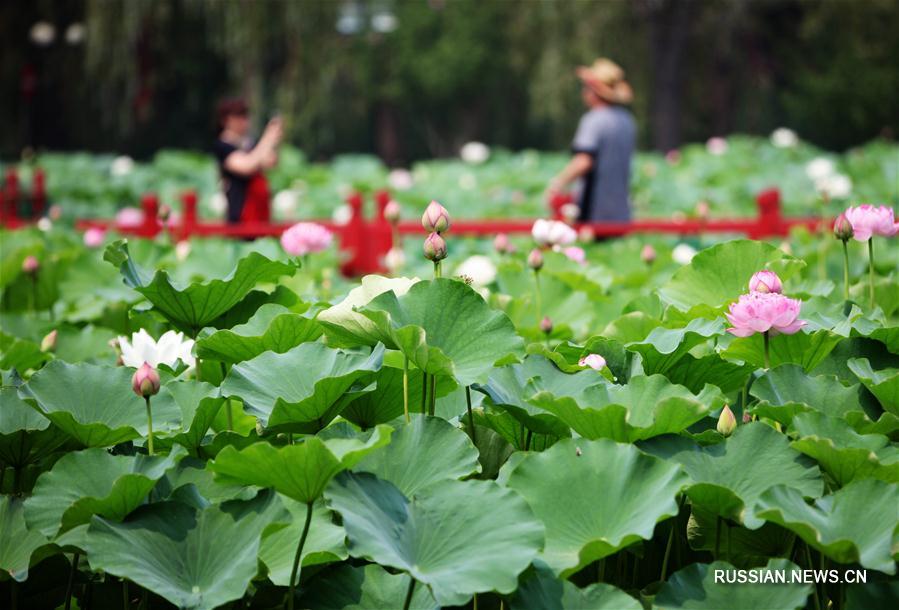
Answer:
top-left (547, 58), bottom-right (636, 223)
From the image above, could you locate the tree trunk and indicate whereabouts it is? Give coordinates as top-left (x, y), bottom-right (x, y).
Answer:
top-left (646, 0), bottom-right (694, 151)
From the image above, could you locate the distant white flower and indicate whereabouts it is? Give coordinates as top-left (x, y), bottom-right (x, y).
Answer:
top-left (30, 21), bottom-right (55, 46)
top-left (770, 128), bottom-right (798, 148)
top-left (118, 329), bottom-right (195, 369)
top-left (805, 157), bottom-right (835, 182)
top-left (110, 155), bottom-right (134, 177)
top-left (387, 168), bottom-right (414, 191)
top-left (370, 11), bottom-right (398, 33)
top-left (532, 218), bottom-right (577, 247)
top-left (816, 174), bottom-right (852, 199)
top-left (175, 241), bottom-right (191, 261)
top-left (332, 204), bottom-right (353, 225)
top-left (65, 23), bottom-right (85, 45)
top-left (455, 255), bottom-right (497, 288)
top-left (273, 190), bottom-right (298, 216)
top-left (560, 204), bottom-right (580, 224)
top-left (706, 137), bottom-right (728, 155)
top-left (384, 247), bottom-right (406, 272)
top-left (460, 141), bottom-right (490, 164)
top-left (579, 354), bottom-right (606, 370)
top-left (209, 192), bottom-right (227, 214)
top-left (37, 217), bottom-right (53, 232)
top-left (672, 243), bottom-right (698, 265)
top-left (458, 172), bottom-right (476, 190)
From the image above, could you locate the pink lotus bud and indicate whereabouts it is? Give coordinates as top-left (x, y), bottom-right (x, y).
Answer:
top-left (494, 233), bottom-right (511, 254)
top-left (41, 329), bottom-right (57, 352)
top-left (421, 200), bottom-right (451, 233)
top-left (832, 213), bottom-right (854, 241)
top-left (423, 232), bottom-right (447, 262)
top-left (578, 353), bottom-right (606, 370)
top-left (540, 316), bottom-right (553, 334)
top-left (22, 255), bottom-right (39, 274)
top-left (665, 149), bottom-right (681, 165)
top-left (640, 244), bottom-right (656, 265)
top-left (384, 200), bottom-right (401, 224)
top-left (527, 248), bottom-right (544, 271)
top-left (726, 292), bottom-right (805, 337)
top-left (748, 270), bottom-right (783, 294)
top-left (83, 227), bottom-right (106, 248)
top-left (695, 201), bottom-right (710, 219)
top-left (717, 405), bottom-right (736, 436)
top-left (131, 362), bottom-right (161, 398)
top-left (742, 411), bottom-right (752, 424)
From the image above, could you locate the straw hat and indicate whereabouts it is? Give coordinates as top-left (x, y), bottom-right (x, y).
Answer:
top-left (576, 58), bottom-right (633, 105)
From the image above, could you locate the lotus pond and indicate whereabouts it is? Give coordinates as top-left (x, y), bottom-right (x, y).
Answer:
top-left (0, 205), bottom-right (898, 609)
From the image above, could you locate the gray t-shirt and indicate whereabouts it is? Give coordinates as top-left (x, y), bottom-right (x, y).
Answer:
top-left (571, 105), bottom-right (636, 222)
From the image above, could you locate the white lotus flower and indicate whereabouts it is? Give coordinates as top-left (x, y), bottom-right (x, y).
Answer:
top-left (706, 137), bottom-right (728, 156)
top-left (770, 128), bottom-right (798, 148)
top-left (672, 243), bottom-right (698, 265)
top-left (460, 141), bottom-right (490, 164)
top-left (273, 190), bottom-right (298, 216)
top-left (110, 155), bottom-right (134, 177)
top-left (209, 192), bottom-right (227, 214)
top-left (117, 329), bottom-right (195, 369)
top-left (37, 217), bottom-right (53, 232)
top-left (332, 204), bottom-right (353, 225)
top-left (455, 255), bottom-right (497, 288)
top-left (816, 174), bottom-right (852, 199)
top-left (65, 23), bottom-right (86, 45)
top-left (805, 157), bottom-right (835, 182)
top-left (387, 168), bottom-right (414, 191)
top-left (532, 219), bottom-right (577, 247)
top-left (175, 241), bottom-right (191, 261)
top-left (384, 247), bottom-right (406, 272)
top-left (30, 21), bottom-right (55, 46)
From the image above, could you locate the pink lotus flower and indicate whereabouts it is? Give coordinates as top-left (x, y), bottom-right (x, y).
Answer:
top-left (280, 222), bottom-right (333, 256)
top-left (725, 292), bottom-right (806, 337)
top-left (665, 150), bottom-right (681, 165)
top-left (748, 270), bottom-right (782, 294)
top-left (843, 205), bottom-right (898, 241)
top-left (562, 246), bottom-right (586, 265)
top-left (83, 227), bottom-right (106, 248)
top-left (115, 207), bottom-right (144, 227)
top-left (579, 354), bottom-right (606, 370)
top-left (532, 219), bottom-right (577, 247)
top-left (706, 137), bottom-right (728, 155)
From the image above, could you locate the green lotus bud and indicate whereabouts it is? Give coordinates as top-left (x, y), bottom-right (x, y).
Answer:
top-left (716, 405), bottom-right (737, 437)
top-left (40, 329), bottom-right (57, 352)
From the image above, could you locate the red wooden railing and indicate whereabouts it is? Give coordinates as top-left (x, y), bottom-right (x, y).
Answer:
top-left (2, 167), bottom-right (821, 276)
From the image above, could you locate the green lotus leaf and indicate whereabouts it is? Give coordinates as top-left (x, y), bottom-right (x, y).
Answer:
top-left (104, 240), bottom-right (296, 331)
top-left (655, 559), bottom-right (811, 610)
top-left (509, 561), bottom-right (642, 610)
top-left (221, 342), bottom-right (384, 430)
top-left (353, 415), bottom-right (480, 495)
top-left (530, 375), bottom-right (725, 442)
top-left (24, 446), bottom-right (185, 538)
top-left (356, 278), bottom-right (525, 387)
top-left (297, 564), bottom-right (439, 610)
top-left (259, 497), bottom-right (347, 586)
top-left (0, 387), bottom-right (74, 487)
top-left (846, 581), bottom-right (899, 610)
top-left (499, 270), bottom-right (596, 339)
top-left (848, 358), bottom-right (899, 414)
top-left (750, 364), bottom-right (866, 426)
top-left (657, 353), bottom-right (754, 395)
top-left (659, 240), bottom-right (804, 312)
top-left (20, 361), bottom-right (183, 447)
top-left (504, 438), bottom-right (687, 576)
top-left (549, 336), bottom-right (632, 381)
top-left (723, 329), bottom-right (843, 372)
top-left (325, 472), bottom-right (544, 606)
top-left (639, 423), bottom-right (824, 528)
top-left (473, 355), bottom-right (595, 436)
top-left (195, 303), bottom-right (321, 364)
top-left (85, 491), bottom-right (284, 610)
top-left (626, 317), bottom-right (725, 374)
top-left (161, 380), bottom-right (225, 454)
top-left (789, 412), bottom-right (899, 485)
top-left (0, 331), bottom-right (51, 373)
top-left (318, 275), bottom-right (420, 347)
top-left (756, 480), bottom-right (899, 574)
top-left (0, 496), bottom-right (48, 582)
top-left (211, 425), bottom-right (392, 503)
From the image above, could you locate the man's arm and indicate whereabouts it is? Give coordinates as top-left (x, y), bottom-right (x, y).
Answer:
top-left (223, 117), bottom-right (283, 176)
top-left (548, 153), bottom-right (594, 193)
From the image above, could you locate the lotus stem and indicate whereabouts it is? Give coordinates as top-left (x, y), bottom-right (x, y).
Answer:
top-left (433, 260), bottom-right (441, 279)
top-left (402, 577), bottom-right (417, 610)
top-left (525, 429), bottom-right (533, 451)
top-left (403, 357), bottom-right (410, 423)
top-left (806, 542), bottom-right (822, 610)
top-left (533, 270), bottom-right (542, 327)
top-left (465, 386), bottom-right (476, 444)
top-left (64, 552), bottom-right (80, 610)
top-left (287, 502), bottom-right (314, 610)
top-left (867, 238), bottom-right (875, 309)
top-left (122, 579), bottom-right (128, 610)
top-left (763, 331), bottom-right (770, 370)
top-left (714, 516), bottom-right (722, 558)
top-left (597, 558), bottom-right (606, 583)
top-left (421, 371), bottom-right (428, 414)
top-left (144, 397), bottom-right (154, 456)
top-left (841, 239), bottom-right (850, 302)
top-left (428, 374), bottom-right (437, 416)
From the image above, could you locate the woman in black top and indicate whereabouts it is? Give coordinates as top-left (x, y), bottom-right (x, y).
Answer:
top-left (214, 98), bottom-right (283, 223)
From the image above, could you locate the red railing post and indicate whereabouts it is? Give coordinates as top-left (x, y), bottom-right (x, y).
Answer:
top-left (32, 167), bottom-right (46, 219)
top-left (4, 169), bottom-right (19, 224)
top-left (180, 190), bottom-right (198, 241)
top-left (754, 188), bottom-right (783, 238)
top-left (139, 193), bottom-right (160, 238)
top-left (370, 189), bottom-right (392, 272)
top-left (340, 192), bottom-right (365, 276)
top-left (549, 191), bottom-right (573, 221)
